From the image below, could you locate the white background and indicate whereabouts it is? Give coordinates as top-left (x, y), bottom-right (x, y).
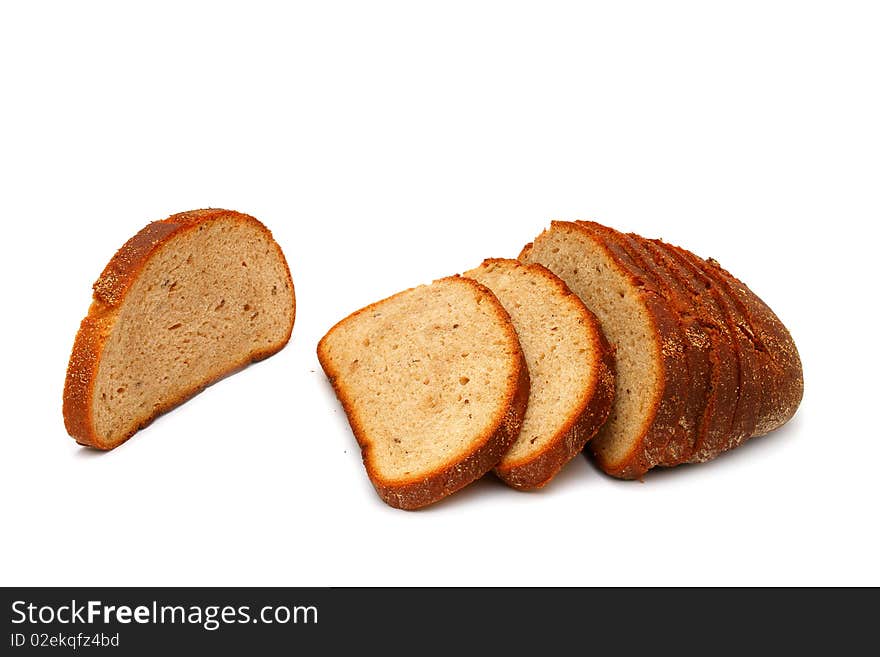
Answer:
top-left (1, 1), bottom-right (877, 587)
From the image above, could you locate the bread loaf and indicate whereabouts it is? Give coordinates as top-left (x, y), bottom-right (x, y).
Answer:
top-left (520, 220), bottom-right (802, 476)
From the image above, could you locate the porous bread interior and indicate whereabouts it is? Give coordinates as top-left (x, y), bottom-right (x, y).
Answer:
top-left (92, 217), bottom-right (294, 445)
top-left (520, 224), bottom-right (660, 468)
top-left (463, 260), bottom-right (597, 467)
top-left (321, 278), bottom-right (520, 482)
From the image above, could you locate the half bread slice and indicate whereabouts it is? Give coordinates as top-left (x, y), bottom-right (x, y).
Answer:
top-left (462, 259), bottom-right (614, 489)
top-left (63, 209), bottom-right (296, 449)
top-left (519, 221), bottom-right (688, 479)
top-left (317, 276), bottom-right (530, 510)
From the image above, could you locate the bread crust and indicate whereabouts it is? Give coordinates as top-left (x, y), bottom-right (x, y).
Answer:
top-left (654, 242), bottom-right (758, 459)
top-left (700, 257), bottom-right (803, 436)
top-left (63, 209), bottom-right (296, 449)
top-left (317, 276), bottom-right (530, 510)
top-left (476, 260), bottom-right (615, 490)
top-left (623, 235), bottom-right (713, 466)
top-left (638, 239), bottom-right (738, 464)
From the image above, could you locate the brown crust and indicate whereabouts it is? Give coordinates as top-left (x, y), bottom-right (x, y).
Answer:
top-left (470, 260), bottom-right (615, 490)
top-left (624, 235), bottom-right (713, 466)
top-left (638, 239), bottom-right (738, 464)
top-left (700, 257), bottom-right (803, 436)
top-left (317, 275), bottom-right (530, 510)
top-left (658, 242), bottom-right (760, 459)
top-left (525, 221), bottom-right (689, 480)
top-left (63, 309), bottom-right (115, 446)
top-left (578, 222), bottom-right (707, 467)
top-left (62, 209), bottom-right (296, 449)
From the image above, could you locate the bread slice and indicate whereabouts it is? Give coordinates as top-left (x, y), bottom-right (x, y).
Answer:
top-left (63, 209), bottom-right (296, 449)
top-left (462, 259), bottom-right (614, 489)
top-left (317, 276), bottom-right (529, 509)
top-left (576, 221), bottom-right (706, 467)
top-left (519, 221), bottom-right (689, 479)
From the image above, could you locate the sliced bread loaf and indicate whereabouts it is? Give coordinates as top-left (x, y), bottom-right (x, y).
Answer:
top-left (63, 209), bottom-right (296, 449)
top-left (462, 259), bottom-right (614, 489)
top-left (519, 221), bottom-right (689, 479)
top-left (520, 219), bottom-right (802, 476)
top-left (317, 276), bottom-right (529, 509)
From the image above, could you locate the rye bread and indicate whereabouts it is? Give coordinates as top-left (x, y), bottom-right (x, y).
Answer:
top-left (317, 276), bottom-right (530, 509)
top-left (637, 238), bottom-right (740, 463)
top-left (577, 221), bottom-right (709, 467)
top-left (463, 258), bottom-right (615, 489)
top-left (63, 209), bottom-right (296, 449)
top-left (659, 242), bottom-right (762, 455)
top-left (699, 256), bottom-right (803, 436)
top-left (519, 221), bottom-right (689, 479)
